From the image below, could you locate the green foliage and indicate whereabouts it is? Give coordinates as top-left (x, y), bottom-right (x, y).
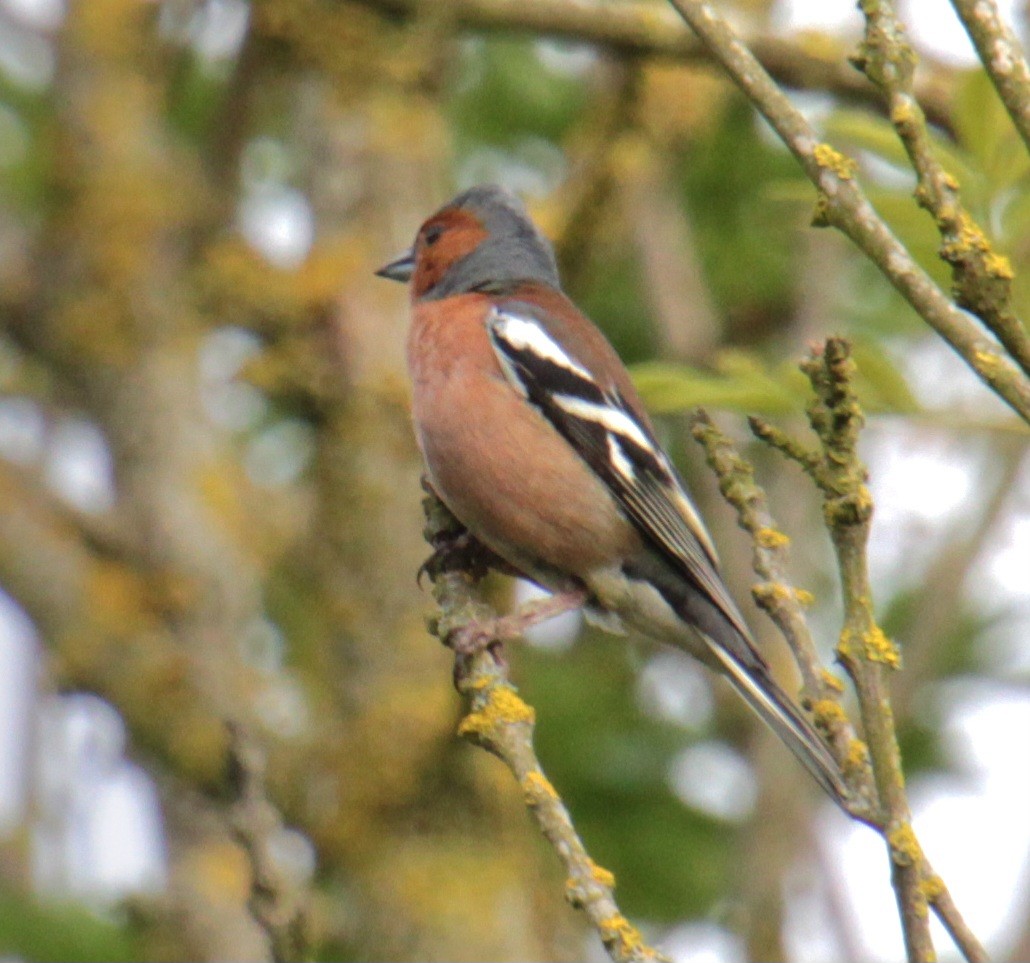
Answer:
top-left (574, 244), bottom-right (658, 365)
top-left (631, 338), bottom-right (919, 416)
top-left (516, 635), bottom-right (733, 921)
top-left (0, 891), bottom-right (138, 962)
top-left (679, 99), bottom-right (800, 334)
top-left (821, 69), bottom-right (1030, 322)
top-left (448, 39), bottom-right (588, 151)
top-left (0, 79), bottom-right (53, 211)
top-left (952, 69), bottom-right (1030, 195)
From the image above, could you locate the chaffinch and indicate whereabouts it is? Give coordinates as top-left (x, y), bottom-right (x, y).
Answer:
top-left (377, 184), bottom-right (849, 808)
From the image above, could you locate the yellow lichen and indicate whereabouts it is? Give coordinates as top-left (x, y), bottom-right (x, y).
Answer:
top-left (839, 625), bottom-right (901, 669)
top-left (756, 527), bottom-right (790, 549)
top-left (889, 99), bottom-right (917, 127)
top-left (846, 738), bottom-right (870, 770)
top-left (794, 588), bottom-right (816, 607)
top-left (941, 210), bottom-right (1011, 280)
top-left (814, 142), bottom-right (858, 180)
top-left (811, 699), bottom-right (847, 724)
top-left (457, 686), bottom-right (535, 739)
top-left (820, 668), bottom-right (846, 693)
top-left (921, 873), bottom-right (946, 901)
top-left (566, 860), bottom-right (616, 902)
top-left (864, 625), bottom-right (901, 669)
top-left (757, 582), bottom-right (790, 603)
top-left (599, 914), bottom-right (648, 957)
top-left (974, 349), bottom-right (1005, 372)
top-left (984, 250), bottom-right (1015, 279)
top-left (589, 861), bottom-right (616, 889)
top-left (888, 823), bottom-right (924, 867)
top-left (522, 770), bottom-right (559, 805)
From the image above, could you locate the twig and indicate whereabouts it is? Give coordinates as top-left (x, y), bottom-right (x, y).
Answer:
top-left (949, 0), bottom-right (1030, 154)
top-left (421, 490), bottom-right (669, 963)
top-left (793, 340), bottom-right (984, 962)
top-left (226, 724), bottom-right (311, 963)
top-left (664, 0), bottom-right (1030, 424)
top-left (692, 340), bottom-right (987, 963)
top-left (797, 339), bottom-right (935, 962)
top-left (853, 0), bottom-right (1030, 378)
top-left (689, 411), bottom-right (878, 819)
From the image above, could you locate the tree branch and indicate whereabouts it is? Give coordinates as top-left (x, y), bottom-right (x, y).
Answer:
top-left (665, 0), bottom-right (1030, 424)
top-left (349, 0), bottom-right (956, 128)
top-left (949, 0), bottom-right (1030, 154)
top-left (226, 724), bottom-right (312, 963)
top-left (689, 411), bottom-right (879, 819)
top-left (798, 339), bottom-right (935, 963)
top-left (421, 490), bottom-right (669, 963)
top-left (691, 340), bottom-right (987, 963)
top-left (853, 0), bottom-right (1030, 378)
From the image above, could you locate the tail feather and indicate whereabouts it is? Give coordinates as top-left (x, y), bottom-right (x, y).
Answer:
top-left (707, 641), bottom-right (851, 809)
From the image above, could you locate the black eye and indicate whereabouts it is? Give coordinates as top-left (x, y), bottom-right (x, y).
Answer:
top-left (424, 225), bottom-right (444, 246)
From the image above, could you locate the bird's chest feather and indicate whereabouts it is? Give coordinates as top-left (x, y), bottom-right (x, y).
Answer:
top-left (406, 295), bottom-right (636, 577)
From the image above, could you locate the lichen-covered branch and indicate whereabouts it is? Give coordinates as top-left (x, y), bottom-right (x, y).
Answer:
top-left (949, 0), bottom-right (1030, 154)
top-left (226, 724), bottom-right (312, 963)
top-left (421, 491), bottom-right (668, 963)
top-left (796, 340), bottom-right (934, 963)
top-left (689, 411), bottom-right (878, 820)
top-left (854, 0), bottom-right (1030, 379)
top-left (730, 339), bottom-right (985, 963)
top-left (665, 0), bottom-right (1030, 424)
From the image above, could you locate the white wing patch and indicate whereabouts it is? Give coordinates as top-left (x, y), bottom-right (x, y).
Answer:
top-left (487, 302), bottom-right (724, 592)
top-left (488, 309), bottom-right (592, 379)
top-left (550, 393), bottom-right (655, 453)
top-left (606, 433), bottom-right (635, 483)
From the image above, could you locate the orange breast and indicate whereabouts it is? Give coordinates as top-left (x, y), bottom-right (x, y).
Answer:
top-left (407, 294), bottom-right (637, 579)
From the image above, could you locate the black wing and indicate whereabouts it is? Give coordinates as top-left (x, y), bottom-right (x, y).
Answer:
top-left (486, 305), bottom-right (751, 642)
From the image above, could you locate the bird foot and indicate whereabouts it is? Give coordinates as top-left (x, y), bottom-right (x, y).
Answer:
top-left (419, 528), bottom-right (523, 586)
top-left (449, 588), bottom-right (588, 656)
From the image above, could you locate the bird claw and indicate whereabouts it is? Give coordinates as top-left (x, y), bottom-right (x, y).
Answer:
top-left (418, 530), bottom-right (509, 586)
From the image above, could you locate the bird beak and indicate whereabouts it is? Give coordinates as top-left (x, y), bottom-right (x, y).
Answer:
top-left (375, 247), bottom-right (415, 283)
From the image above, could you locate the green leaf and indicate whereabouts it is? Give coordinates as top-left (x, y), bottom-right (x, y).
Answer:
top-left (0, 892), bottom-right (138, 962)
top-left (951, 66), bottom-right (1025, 187)
top-left (849, 337), bottom-right (920, 413)
top-left (679, 98), bottom-right (798, 324)
top-left (824, 110), bottom-right (914, 172)
top-left (633, 346), bottom-right (919, 417)
top-left (824, 110), bottom-right (985, 205)
top-left (631, 358), bottom-right (800, 415)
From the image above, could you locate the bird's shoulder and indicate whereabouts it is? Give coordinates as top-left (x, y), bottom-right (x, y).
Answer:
top-left (487, 281), bottom-right (655, 433)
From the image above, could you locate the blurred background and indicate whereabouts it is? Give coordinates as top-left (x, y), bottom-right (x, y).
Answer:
top-left (0, 0), bottom-right (1028, 959)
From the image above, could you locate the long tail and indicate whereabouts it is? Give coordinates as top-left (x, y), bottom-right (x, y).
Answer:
top-left (707, 640), bottom-right (851, 810)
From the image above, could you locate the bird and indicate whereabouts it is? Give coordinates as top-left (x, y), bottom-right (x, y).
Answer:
top-left (376, 183), bottom-right (850, 809)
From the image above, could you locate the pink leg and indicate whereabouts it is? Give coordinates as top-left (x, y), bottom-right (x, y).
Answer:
top-left (450, 588), bottom-right (588, 656)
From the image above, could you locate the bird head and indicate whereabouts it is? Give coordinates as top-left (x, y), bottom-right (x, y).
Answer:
top-left (376, 184), bottom-right (560, 300)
